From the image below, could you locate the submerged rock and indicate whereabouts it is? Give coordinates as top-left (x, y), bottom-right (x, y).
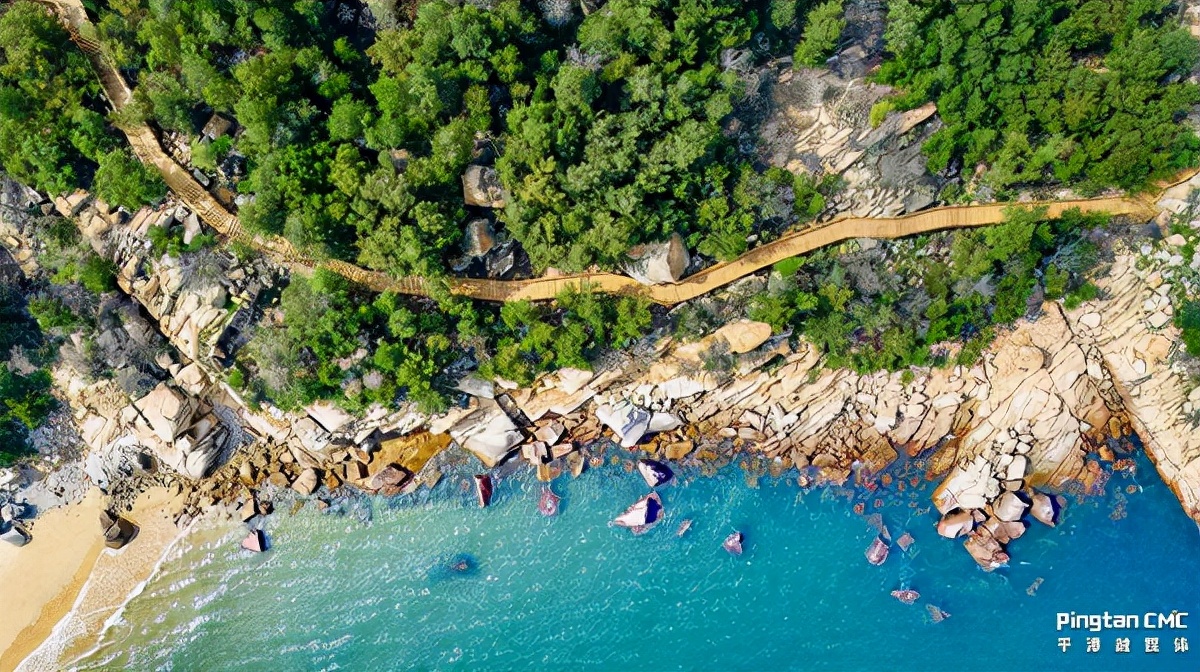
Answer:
top-left (637, 459), bottom-right (674, 488)
top-left (723, 531), bottom-right (744, 556)
top-left (613, 492), bottom-right (663, 534)
top-left (1029, 491), bottom-right (1061, 527)
top-left (365, 464), bottom-right (412, 494)
top-left (538, 488), bottom-right (560, 516)
top-left (474, 474), bottom-right (493, 508)
top-left (427, 553), bottom-right (480, 583)
top-left (865, 536), bottom-right (889, 565)
top-left (241, 529), bottom-right (267, 553)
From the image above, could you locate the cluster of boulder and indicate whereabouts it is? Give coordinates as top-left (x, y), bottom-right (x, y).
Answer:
top-left (99, 509), bottom-right (137, 549)
top-left (171, 417), bottom-right (452, 527)
top-left (0, 176), bottom-right (50, 277)
top-left (934, 423), bottom-right (1065, 569)
top-left (456, 160), bottom-right (519, 278)
top-left (427, 297), bottom-right (1144, 566)
top-left (110, 203), bottom-right (280, 366)
top-left (429, 360), bottom-right (696, 484)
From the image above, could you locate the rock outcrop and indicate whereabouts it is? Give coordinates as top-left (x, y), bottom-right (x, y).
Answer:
top-left (99, 510), bottom-right (137, 549)
top-left (0, 523), bottom-right (30, 547)
top-left (624, 233), bottom-right (691, 285)
top-left (761, 68), bottom-right (941, 219)
top-left (462, 166), bottom-right (506, 208)
top-left (1064, 241), bottom-right (1200, 524)
top-left (436, 295), bottom-right (1133, 568)
top-left (129, 383), bottom-right (228, 480)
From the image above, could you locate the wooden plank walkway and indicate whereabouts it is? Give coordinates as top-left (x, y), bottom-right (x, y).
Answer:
top-left (41, 0), bottom-right (1178, 306)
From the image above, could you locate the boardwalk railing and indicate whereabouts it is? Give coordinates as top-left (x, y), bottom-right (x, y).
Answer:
top-left (42, 0), bottom-right (1181, 306)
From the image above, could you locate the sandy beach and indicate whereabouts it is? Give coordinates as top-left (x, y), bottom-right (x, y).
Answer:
top-left (0, 487), bottom-right (183, 671)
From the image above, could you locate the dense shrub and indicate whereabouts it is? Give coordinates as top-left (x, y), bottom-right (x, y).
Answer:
top-left (879, 0), bottom-right (1200, 192)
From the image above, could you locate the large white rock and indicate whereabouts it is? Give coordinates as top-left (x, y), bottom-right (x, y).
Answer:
top-left (658, 376), bottom-right (707, 400)
top-left (448, 402), bottom-right (524, 467)
top-left (456, 376), bottom-right (495, 400)
top-left (1029, 491), bottom-right (1060, 526)
top-left (648, 412), bottom-right (681, 433)
top-left (937, 510), bottom-right (974, 538)
top-left (134, 383), bottom-right (196, 443)
top-left (306, 401), bottom-right (353, 433)
top-left (174, 362), bottom-right (208, 396)
top-left (712, 320), bottom-right (774, 354)
top-left (556, 368), bottom-right (594, 395)
top-left (994, 491), bottom-right (1029, 522)
top-left (932, 457), bottom-right (992, 513)
top-left (624, 233), bottom-right (690, 285)
top-left (596, 401), bottom-right (652, 447)
top-left (462, 166), bottom-right (506, 208)
top-left (1005, 454), bottom-right (1028, 482)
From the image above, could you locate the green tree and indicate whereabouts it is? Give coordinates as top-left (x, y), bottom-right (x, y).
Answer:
top-left (0, 1), bottom-right (117, 195)
top-left (793, 0), bottom-right (844, 66)
top-left (93, 149), bottom-right (166, 209)
top-left (878, 0), bottom-right (1200, 191)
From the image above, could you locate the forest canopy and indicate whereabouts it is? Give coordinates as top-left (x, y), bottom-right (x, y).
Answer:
top-left (92, 0), bottom-right (823, 275)
top-left (879, 0), bottom-right (1200, 192)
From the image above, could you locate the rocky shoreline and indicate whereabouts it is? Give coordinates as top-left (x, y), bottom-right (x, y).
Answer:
top-left (3, 171), bottom-right (1200, 583)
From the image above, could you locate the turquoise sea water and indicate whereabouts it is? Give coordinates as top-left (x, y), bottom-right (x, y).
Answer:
top-left (77, 449), bottom-right (1200, 671)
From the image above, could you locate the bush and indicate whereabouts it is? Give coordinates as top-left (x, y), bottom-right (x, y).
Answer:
top-left (190, 136), bottom-right (232, 171)
top-left (79, 255), bottom-right (119, 294)
top-left (1176, 300), bottom-right (1200, 355)
top-left (0, 1), bottom-right (121, 196)
top-left (1063, 282), bottom-right (1099, 310)
top-left (878, 1), bottom-right (1200, 191)
top-left (770, 0), bottom-right (799, 31)
top-left (1043, 263), bottom-right (1068, 299)
top-left (226, 367), bottom-right (245, 389)
top-left (27, 296), bottom-right (82, 332)
top-left (148, 224), bottom-right (217, 257)
top-left (869, 100), bottom-right (895, 128)
top-left (0, 367), bottom-right (56, 465)
top-left (93, 149), bottom-right (166, 210)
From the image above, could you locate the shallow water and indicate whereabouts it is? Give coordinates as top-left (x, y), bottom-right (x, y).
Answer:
top-left (76, 451), bottom-right (1200, 671)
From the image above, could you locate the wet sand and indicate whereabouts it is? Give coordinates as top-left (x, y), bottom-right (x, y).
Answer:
top-left (0, 487), bottom-right (182, 671)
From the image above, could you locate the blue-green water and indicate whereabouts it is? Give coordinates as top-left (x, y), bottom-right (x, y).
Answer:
top-left (78, 452), bottom-right (1200, 671)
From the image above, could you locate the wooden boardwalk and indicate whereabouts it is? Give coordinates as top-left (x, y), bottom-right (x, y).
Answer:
top-left (43, 0), bottom-right (1176, 306)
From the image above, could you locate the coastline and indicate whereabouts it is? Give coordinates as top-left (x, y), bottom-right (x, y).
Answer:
top-left (0, 489), bottom-right (106, 669)
top-left (58, 448), bottom-right (1200, 671)
top-left (0, 487), bottom-right (184, 671)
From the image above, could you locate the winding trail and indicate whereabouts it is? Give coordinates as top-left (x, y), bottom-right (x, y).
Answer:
top-left (43, 0), bottom-right (1179, 305)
